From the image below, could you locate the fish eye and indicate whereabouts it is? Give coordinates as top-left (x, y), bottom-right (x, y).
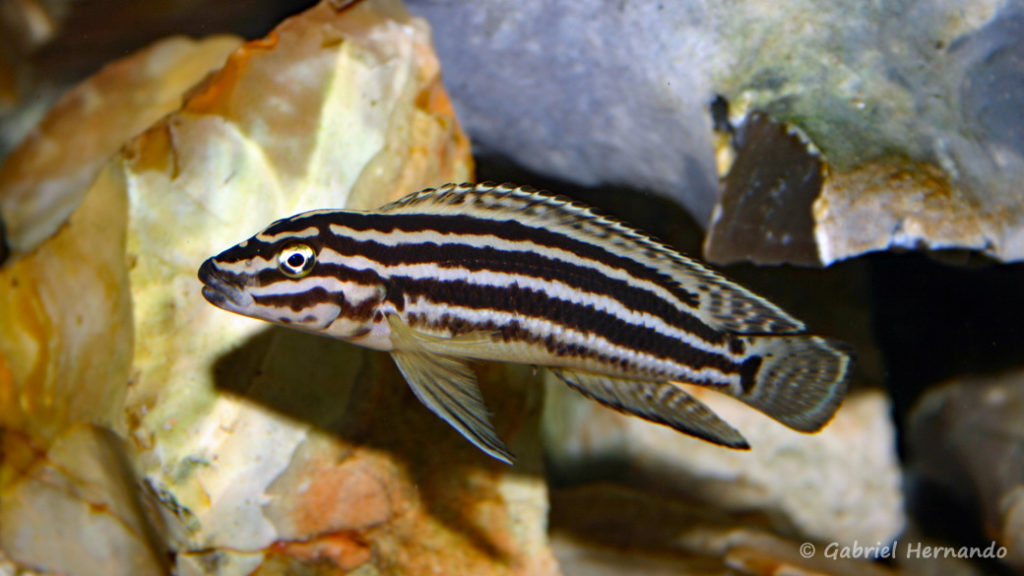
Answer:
top-left (277, 244), bottom-right (316, 278)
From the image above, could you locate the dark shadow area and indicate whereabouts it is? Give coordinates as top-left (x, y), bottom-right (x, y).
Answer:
top-left (868, 251), bottom-right (1024, 430)
top-left (549, 482), bottom-right (775, 558)
top-left (211, 324), bottom-right (544, 562)
top-left (905, 475), bottom-right (1016, 576)
top-left (31, 0), bottom-right (320, 86)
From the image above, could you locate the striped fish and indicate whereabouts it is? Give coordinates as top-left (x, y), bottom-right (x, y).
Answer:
top-left (198, 183), bottom-right (852, 463)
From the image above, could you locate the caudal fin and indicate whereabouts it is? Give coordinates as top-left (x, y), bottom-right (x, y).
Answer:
top-left (730, 335), bottom-right (853, 432)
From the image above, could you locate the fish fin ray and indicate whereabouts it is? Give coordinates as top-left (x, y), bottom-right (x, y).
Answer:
top-left (390, 349), bottom-right (514, 464)
top-left (550, 369), bottom-right (749, 449)
top-left (387, 314), bottom-right (513, 464)
top-left (727, 335), bottom-right (853, 431)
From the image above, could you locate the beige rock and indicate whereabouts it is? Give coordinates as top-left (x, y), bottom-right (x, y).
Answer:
top-left (0, 424), bottom-right (168, 576)
top-left (544, 383), bottom-right (904, 547)
top-left (0, 35), bottom-right (242, 261)
top-left (0, 159), bottom-right (131, 445)
top-left (551, 483), bottom-right (901, 576)
top-left (1, 0), bottom-right (559, 573)
top-left (111, 0), bottom-right (552, 573)
top-left (813, 160), bottom-right (992, 264)
top-left (0, 35), bottom-right (242, 576)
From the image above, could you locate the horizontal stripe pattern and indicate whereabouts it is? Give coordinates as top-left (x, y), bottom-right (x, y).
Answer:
top-left (199, 183), bottom-right (854, 455)
top-left (242, 212), bottom-right (703, 309)
top-left (310, 239), bottom-right (725, 344)
top-left (382, 183), bottom-right (805, 335)
top-left (228, 184), bottom-right (805, 335)
top-left (202, 183), bottom-right (814, 390)
top-left (395, 282), bottom-right (743, 387)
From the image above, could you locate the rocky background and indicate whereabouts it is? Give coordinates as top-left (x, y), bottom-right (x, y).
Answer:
top-left (1, 0), bottom-right (1022, 574)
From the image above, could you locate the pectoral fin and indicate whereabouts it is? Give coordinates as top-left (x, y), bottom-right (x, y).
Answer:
top-left (387, 314), bottom-right (513, 464)
top-left (550, 368), bottom-right (749, 449)
top-left (385, 312), bottom-right (500, 358)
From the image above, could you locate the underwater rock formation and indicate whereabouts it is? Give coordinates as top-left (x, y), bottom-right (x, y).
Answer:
top-left (1, 1), bottom-right (562, 574)
top-left (0, 35), bottom-right (243, 263)
top-left (908, 369), bottom-right (1024, 570)
top-left (408, 0), bottom-right (1024, 264)
top-left (544, 380), bottom-right (904, 549)
top-left (10, 0), bottom-right (1017, 574)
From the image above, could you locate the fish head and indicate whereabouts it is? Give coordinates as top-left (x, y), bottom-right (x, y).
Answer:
top-left (198, 211), bottom-right (385, 340)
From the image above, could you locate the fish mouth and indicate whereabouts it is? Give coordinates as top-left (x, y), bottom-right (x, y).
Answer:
top-left (198, 258), bottom-right (254, 312)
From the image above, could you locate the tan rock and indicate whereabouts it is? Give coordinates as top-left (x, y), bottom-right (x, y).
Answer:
top-left (0, 425), bottom-right (168, 576)
top-left (0, 31), bottom-right (239, 576)
top-left (544, 383), bottom-right (904, 547)
top-left (0, 35), bottom-right (242, 261)
top-left (551, 483), bottom-right (901, 576)
top-left (1, 0), bottom-right (557, 573)
top-left (0, 159), bottom-right (131, 445)
top-left (813, 159), bottom-right (992, 264)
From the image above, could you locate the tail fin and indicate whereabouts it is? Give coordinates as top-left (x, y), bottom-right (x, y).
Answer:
top-left (730, 335), bottom-right (853, 431)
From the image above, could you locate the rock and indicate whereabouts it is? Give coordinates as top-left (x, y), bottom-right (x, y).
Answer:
top-left (117, 0), bottom-right (553, 573)
top-left (0, 155), bottom-right (132, 446)
top-left (907, 369), bottom-right (1024, 571)
top-left (407, 0), bottom-right (1024, 264)
top-left (551, 483), bottom-right (901, 576)
top-left (0, 1), bottom-right (318, 167)
top-left (543, 383), bottom-right (904, 548)
top-left (0, 35), bottom-right (243, 263)
top-left (0, 425), bottom-right (168, 576)
top-left (0, 58), bottom-right (153, 570)
top-left (1, 0), bottom-right (560, 573)
top-left (704, 112), bottom-right (823, 266)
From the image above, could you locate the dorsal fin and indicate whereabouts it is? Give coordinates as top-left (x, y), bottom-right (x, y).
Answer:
top-left (380, 183), bottom-right (805, 335)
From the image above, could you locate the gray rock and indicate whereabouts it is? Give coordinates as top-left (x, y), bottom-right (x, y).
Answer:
top-left (907, 369), bottom-right (1024, 571)
top-left (408, 0), bottom-right (1024, 264)
top-left (408, 0), bottom-right (722, 223)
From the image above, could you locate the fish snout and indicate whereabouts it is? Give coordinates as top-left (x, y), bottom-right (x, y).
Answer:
top-left (198, 258), bottom-right (254, 312)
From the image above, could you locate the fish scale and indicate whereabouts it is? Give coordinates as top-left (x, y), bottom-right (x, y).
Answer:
top-left (198, 182), bottom-right (853, 464)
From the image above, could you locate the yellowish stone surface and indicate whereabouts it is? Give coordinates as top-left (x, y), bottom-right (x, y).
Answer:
top-left (0, 1), bottom-right (559, 574)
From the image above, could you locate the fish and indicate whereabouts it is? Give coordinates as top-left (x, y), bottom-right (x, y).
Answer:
top-left (198, 182), bottom-right (852, 464)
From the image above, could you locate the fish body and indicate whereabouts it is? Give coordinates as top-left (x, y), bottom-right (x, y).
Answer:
top-left (199, 183), bottom-right (852, 463)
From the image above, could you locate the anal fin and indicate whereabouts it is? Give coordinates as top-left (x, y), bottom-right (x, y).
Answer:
top-left (387, 314), bottom-right (513, 464)
top-left (550, 368), bottom-right (749, 449)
